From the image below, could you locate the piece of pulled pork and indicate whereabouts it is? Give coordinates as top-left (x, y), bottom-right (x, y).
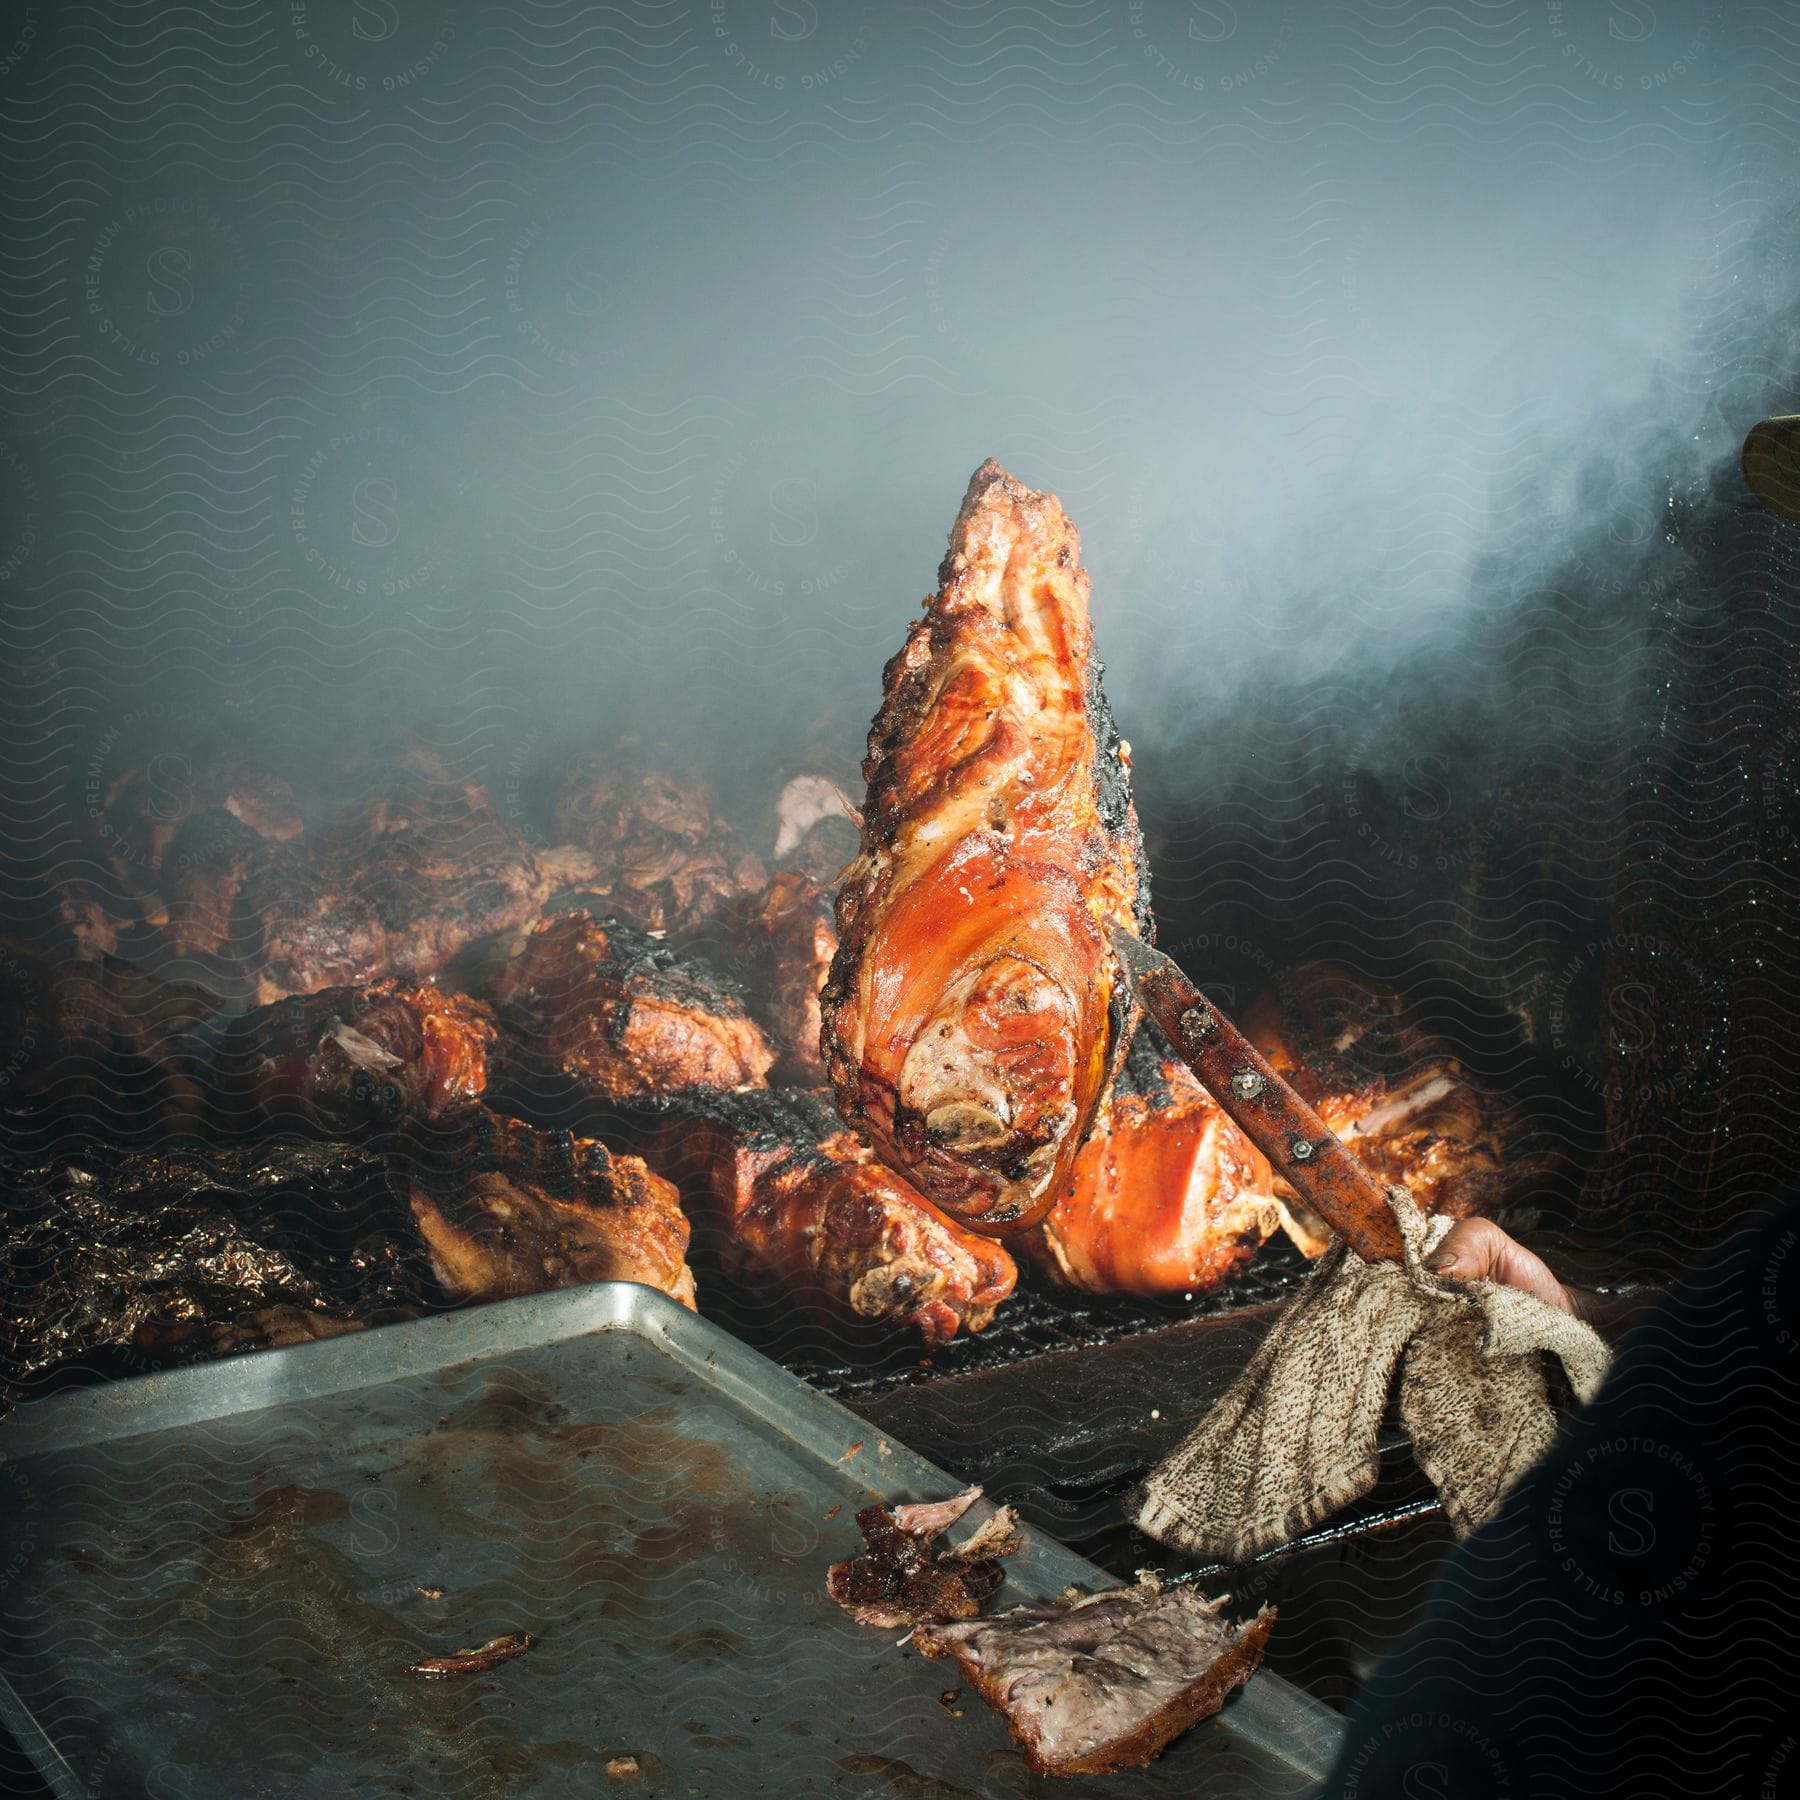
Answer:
top-left (825, 1485), bottom-right (1020, 1629)
top-left (913, 1574), bottom-right (1274, 1777)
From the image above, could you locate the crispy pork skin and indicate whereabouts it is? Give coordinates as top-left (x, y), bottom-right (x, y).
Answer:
top-left (1243, 963), bottom-right (1544, 1251)
top-left (215, 980), bottom-right (496, 1132)
top-left (489, 910), bottom-right (773, 1101)
top-left (648, 1088), bottom-right (1016, 1343)
top-left (551, 744), bottom-right (766, 938)
top-left (1026, 1023), bottom-right (1281, 1298)
top-left (824, 461), bottom-right (1148, 1232)
top-left (406, 1111), bottom-right (696, 1310)
top-left (913, 1575), bottom-right (1274, 1777)
top-left (826, 1486), bottom-right (1020, 1629)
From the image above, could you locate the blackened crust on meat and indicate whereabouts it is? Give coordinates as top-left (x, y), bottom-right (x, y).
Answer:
top-left (0, 1140), bottom-right (432, 1406)
top-left (402, 1108), bottom-right (696, 1310)
top-left (1084, 655), bottom-right (1152, 937)
top-left (644, 1085), bottom-right (1017, 1342)
top-left (487, 911), bottom-right (773, 1102)
top-left (824, 1498), bottom-right (1019, 1629)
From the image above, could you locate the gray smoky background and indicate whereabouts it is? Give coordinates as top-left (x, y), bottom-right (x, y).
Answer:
top-left (0, 2), bottom-right (1796, 1119)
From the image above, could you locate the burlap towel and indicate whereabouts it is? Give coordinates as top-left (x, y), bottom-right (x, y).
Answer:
top-left (1131, 1187), bottom-right (1612, 1562)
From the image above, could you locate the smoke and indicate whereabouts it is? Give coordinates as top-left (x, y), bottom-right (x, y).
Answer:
top-left (0, 0), bottom-right (1795, 860)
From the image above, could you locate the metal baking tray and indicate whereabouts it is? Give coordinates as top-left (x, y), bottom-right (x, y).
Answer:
top-left (0, 1283), bottom-right (1343, 1798)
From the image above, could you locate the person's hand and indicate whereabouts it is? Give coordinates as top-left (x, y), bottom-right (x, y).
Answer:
top-left (1422, 1216), bottom-right (1575, 1315)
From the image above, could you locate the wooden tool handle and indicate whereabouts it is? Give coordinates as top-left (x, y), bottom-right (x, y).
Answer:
top-left (1132, 957), bottom-right (1408, 1265)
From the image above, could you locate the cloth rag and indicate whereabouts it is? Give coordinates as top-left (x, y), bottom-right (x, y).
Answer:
top-left (1131, 1187), bottom-right (1612, 1563)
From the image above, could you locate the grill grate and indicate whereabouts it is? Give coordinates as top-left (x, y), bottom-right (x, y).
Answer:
top-left (700, 1236), bottom-right (1315, 1405)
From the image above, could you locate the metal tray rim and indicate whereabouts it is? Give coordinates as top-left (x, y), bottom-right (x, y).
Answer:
top-left (0, 1283), bottom-right (1343, 1793)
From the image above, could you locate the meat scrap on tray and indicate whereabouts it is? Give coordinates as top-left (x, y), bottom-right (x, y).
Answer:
top-left (825, 1485), bottom-right (1021, 1629)
top-left (823, 459), bottom-right (1150, 1233)
top-left (914, 1575), bottom-right (1275, 1777)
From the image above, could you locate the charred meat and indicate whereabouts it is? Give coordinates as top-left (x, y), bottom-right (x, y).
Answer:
top-left (913, 1575), bottom-right (1274, 1777)
top-left (239, 760), bottom-right (598, 1002)
top-left (405, 1110), bottom-right (697, 1310)
top-left (95, 748), bottom-right (303, 899)
top-left (726, 872), bottom-right (838, 1083)
top-left (1026, 1021), bottom-right (1281, 1299)
top-left (647, 1088), bottom-right (1016, 1344)
top-left (215, 980), bottom-right (496, 1133)
top-left (0, 1140), bottom-right (429, 1408)
top-left (826, 1485), bottom-right (1021, 1629)
top-left (0, 942), bottom-right (217, 1133)
top-left (824, 460), bottom-right (1148, 1232)
top-left (1243, 963), bottom-right (1546, 1251)
top-left (404, 1632), bottom-right (535, 1679)
top-left (489, 911), bottom-right (773, 1103)
top-left (552, 743), bottom-right (766, 938)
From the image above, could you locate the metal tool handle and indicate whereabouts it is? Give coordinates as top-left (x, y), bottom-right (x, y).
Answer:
top-left (1129, 952), bottom-right (1407, 1265)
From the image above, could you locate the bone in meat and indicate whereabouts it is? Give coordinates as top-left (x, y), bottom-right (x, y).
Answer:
top-left (824, 460), bottom-right (1148, 1232)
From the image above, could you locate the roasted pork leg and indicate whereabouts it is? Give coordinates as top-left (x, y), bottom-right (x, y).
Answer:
top-left (824, 460), bottom-right (1148, 1232)
top-left (214, 980), bottom-right (496, 1133)
top-left (1025, 1021), bottom-right (1281, 1299)
top-left (405, 1111), bottom-right (696, 1310)
top-left (488, 910), bottom-right (773, 1102)
top-left (647, 1088), bottom-right (1015, 1344)
top-left (913, 1575), bottom-right (1275, 1777)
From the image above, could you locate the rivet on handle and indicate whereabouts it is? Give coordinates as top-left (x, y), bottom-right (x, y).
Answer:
top-left (1229, 1068), bottom-right (1265, 1100)
top-left (1179, 1005), bottom-right (1217, 1044)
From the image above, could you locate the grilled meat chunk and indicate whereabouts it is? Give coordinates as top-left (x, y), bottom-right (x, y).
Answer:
top-left (913, 1575), bottom-right (1275, 1777)
top-left (0, 1140), bottom-right (429, 1408)
top-left (727, 872), bottom-right (838, 1082)
top-left (768, 771), bottom-right (860, 884)
top-left (161, 807), bottom-right (274, 961)
top-left (648, 1088), bottom-right (1016, 1343)
top-left (1026, 1022), bottom-right (1281, 1298)
top-left (405, 1111), bottom-right (695, 1310)
top-left (215, 980), bottom-right (496, 1132)
top-left (552, 743), bottom-right (766, 938)
top-left (96, 749), bottom-right (303, 896)
top-left (1243, 963), bottom-right (1544, 1252)
top-left (50, 876), bottom-right (129, 960)
top-left (826, 1486), bottom-right (1021, 1629)
top-left (0, 942), bottom-right (217, 1132)
top-left (489, 911), bottom-right (773, 1102)
top-left (824, 460), bottom-right (1148, 1232)
top-left (240, 789), bottom-right (597, 1003)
